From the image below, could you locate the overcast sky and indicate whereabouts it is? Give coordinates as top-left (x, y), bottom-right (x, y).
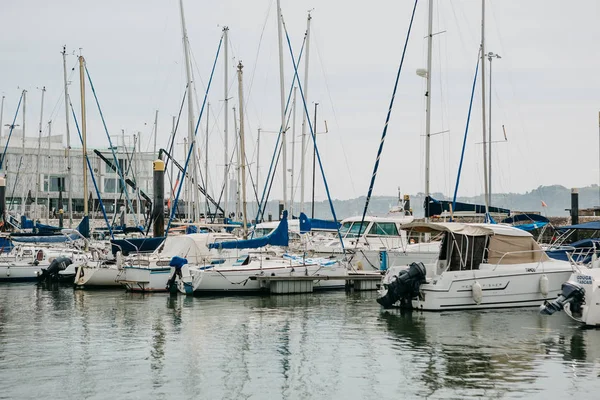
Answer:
top-left (1, 0), bottom-right (599, 210)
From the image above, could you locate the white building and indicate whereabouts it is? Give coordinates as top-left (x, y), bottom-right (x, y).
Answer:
top-left (0, 129), bottom-right (156, 219)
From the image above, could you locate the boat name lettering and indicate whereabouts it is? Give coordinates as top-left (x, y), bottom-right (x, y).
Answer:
top-left (576, 275), bottom-right (592, 285)
top-left (525, 268), bottom-right (536, 273)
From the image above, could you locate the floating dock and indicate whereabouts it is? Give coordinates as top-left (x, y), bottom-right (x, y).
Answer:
top-left (249, 273), bottom-right (383, 294)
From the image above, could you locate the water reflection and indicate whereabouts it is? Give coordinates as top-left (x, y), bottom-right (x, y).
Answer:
top-left (380, 309), bottom-right (600, 397)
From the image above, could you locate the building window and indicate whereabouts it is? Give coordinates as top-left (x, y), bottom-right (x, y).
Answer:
top-left (44, 175), bottom-right (65, 192)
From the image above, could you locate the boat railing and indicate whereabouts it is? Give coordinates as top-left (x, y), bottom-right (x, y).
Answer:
top-left (492, 249), bottom-right (557, 271)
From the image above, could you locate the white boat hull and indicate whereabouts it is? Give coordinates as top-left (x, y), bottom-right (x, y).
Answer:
top-left (117, 266), bottom-right (171, 292)
top-left (181, 262), bottom-right (349, 294)
top-left (0, 264), bottom-right (45, 281)
top-left (74, 266), bottom-right (121, 288)
top-left (381, 261), bottom-right (572, 311)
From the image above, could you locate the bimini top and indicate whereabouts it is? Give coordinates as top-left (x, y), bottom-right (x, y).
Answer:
top-left (401, 222), bottom-right (533, 237)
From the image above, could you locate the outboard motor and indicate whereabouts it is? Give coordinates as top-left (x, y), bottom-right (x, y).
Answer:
top-left (38, 257), bottom-right (73, 282)
top-left (377, 262), bottom-right (427, 309)
top-left (540, 281), bottom-right (586, 316)
top-left (166, 256), bottom-right (188, 294)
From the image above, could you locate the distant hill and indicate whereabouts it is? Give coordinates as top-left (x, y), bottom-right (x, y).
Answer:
top-left (249, 184), bottom-right (600, 221)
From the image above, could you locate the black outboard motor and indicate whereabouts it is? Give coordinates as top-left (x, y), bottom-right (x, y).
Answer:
top-left (540, 281), bottom-right (586, 316)
top-left (377, 262), bottom-right (427, 309)
top-left (38, 257), bottom-right (73, 282)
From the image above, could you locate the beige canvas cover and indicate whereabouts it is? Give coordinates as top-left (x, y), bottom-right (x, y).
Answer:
top-left (487, 235), bottom-right (549, 264)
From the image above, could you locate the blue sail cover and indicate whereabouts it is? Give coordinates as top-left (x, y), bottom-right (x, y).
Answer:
top-left (557, 221), bottom-right (600, 231)
top-left (110, 236), bottom-right (165, 256)
top-left (299, 212), bottom-right (340, 234)
top-left (425, 196), bottom-right (510, 218)
top-left (210, 211), bottom-right (289, 249)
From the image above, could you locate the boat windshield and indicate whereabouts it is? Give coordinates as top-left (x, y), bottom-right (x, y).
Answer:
top-left (345, 222), bottom-right (369, 238)
top-left (339, 222), bottom-right (352, 236)
top-left (367, 222), bottom-right (399, 236)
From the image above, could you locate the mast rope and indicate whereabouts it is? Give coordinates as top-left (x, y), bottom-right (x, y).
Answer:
top-left (84, 64), bottom-right (139, 227)
top-left (68, 95), bottom-right (114, 239)
top-left (167, 34), bottom-right (224, 234)
top-left (0, 91), bottom-right (24, 169)
top-left (281, 16), bottom-right (344, 250)
top-left (451, 51), bottom-right (481, 219)
top-left (354, 0), bottom-right (419, 249)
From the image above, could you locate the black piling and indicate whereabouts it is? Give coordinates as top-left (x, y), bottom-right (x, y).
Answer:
top-left (0, 176), bottom-right (5, 231)
top-left (153, 159), bottom-right (165, 238)
top-left (571, 188), bottom-right (579, 242)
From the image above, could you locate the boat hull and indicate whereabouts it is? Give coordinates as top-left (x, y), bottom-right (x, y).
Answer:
top-left (413, 267), bottom-right (572, 311)
top-left (117, 266), bottom-right (171, 292)
top-left (74, 266), bottom-right (121, 288)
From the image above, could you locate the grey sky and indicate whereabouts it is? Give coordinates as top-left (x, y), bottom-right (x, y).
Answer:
top-left (1, 0), bottom-right (599, 210)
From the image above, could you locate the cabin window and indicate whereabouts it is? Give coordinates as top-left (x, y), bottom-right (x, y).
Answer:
top-left (253, 228), bottom-right (272, 238)
top-left (346, 222), bottom-right (369, 237)
top-left (339, 222), bottom-right (352, 235)
top-left (368, 222), bottom-right (399, 236)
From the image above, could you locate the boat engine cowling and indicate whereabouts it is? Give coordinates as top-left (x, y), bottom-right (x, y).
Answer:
top-left (540, 281), bottom-right (586, 316)
top-left (377, 262), bottom-right (427, 309)
top-left (38, 257), bottom-right (73, 281)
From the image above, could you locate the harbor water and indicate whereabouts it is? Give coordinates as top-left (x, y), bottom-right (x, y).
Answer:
top-left (1, 284), bottom-right (599, 399)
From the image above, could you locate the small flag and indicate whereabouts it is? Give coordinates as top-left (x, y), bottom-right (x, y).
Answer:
top-left (541, 200), bottom-right (548, 208)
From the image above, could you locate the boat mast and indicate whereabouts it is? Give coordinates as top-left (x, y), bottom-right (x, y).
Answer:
top-left (237, 61), bottom-right (248, 238)
top-left (21, 90), bottom-right (26, 217)
top-left (79, 56), bottom-right (88, 224)
top-left (424, 0), bottom-right (433, 221)
top-left (0, 96), bottom-right (4, 143)
top-left (233, 105), bottom-right (240, 220)
top-left (290, 86), bottom-right (297, 216)
top-left (256, 128), bottom-right (260, 207)
top-left (47, 120), bottom-right (51, 224)
top-left (179, 0), bottom-right (196, 222)
top-left (223, 26), bottom-right (229, 221)
top-left (62, 46), bottom-right (73, 228)
top-left (276, 0), bottom-right (287, 215)
top-left (480, 0), bottom-right (490, 214)
top-left (299, 11), bottom-right (311, 213)
top-left (205, 102), bottom-right (209, 219)
top-left (34, 86), bottom-right (46, 221)
top-left (153, 109), bottom-right (158, 156)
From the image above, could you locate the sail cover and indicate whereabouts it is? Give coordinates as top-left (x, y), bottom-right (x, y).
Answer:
top-left (209, 211), bottom-right (289, 249)
top-left (299, 212), bottom-right (340, 233)
top-left (425, 196), bottom-right (510, 218)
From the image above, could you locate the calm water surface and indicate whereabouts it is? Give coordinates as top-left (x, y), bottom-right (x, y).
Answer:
top-left (0, 283), bottom-right (599, 399)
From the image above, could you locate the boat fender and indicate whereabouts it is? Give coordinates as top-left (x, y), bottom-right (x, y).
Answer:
top-left (472, 281), bottom-right (483, 305)
top-left (357, 261), bottom-right (363, 271)
top-left (116, 251), bottom-right (123, 269)
top-left (36, 250), bottom-right (44, 262)
top-left (540, 274), bottom-right (549, 297)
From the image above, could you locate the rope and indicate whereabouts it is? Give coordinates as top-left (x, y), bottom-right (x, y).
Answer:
top-left (84, 64), bottom-right (139, 227)
top-left (355, 0), bottom-right (419, 246)
top-left (452, 51), bottom-right (481, 219)
top-left (252, 35), bottom-right (306, 226)
top-left (167, 34), bottom-right (224, 234)
top-left (0, 91), bottom-right (24, 169)
top-left (68, 95), bottom-right (114, 239)
top-left (282, 17), bottom-right (344, 251)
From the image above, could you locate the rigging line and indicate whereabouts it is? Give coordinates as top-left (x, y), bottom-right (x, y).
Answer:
top-left (452, 51), bottom-right (481, 219)
top-left (253, 35), bottom-right (306, 226)
top-left (246, 0), bottom-right (274, 111)
top-left (0, 91), bottom-right (24, 169)
top-left (7, 158), bottom-right (22, 212)
top-left (355, 0), bottom-right (419, 247)
top-left (84, 64), bottom-right (139, 227)
top-left (68, 95), bottom-right (113, 239)
top-left (109, 133), bottom-right (140, 228)
top-left (167, 34), bottom-right (223, 234)
top-left (165, 85), bottom-right (188, 174)
top-left (311, 24), bottom-right (358, 199)
top-left (282, 17), bottom-right (344, 251)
